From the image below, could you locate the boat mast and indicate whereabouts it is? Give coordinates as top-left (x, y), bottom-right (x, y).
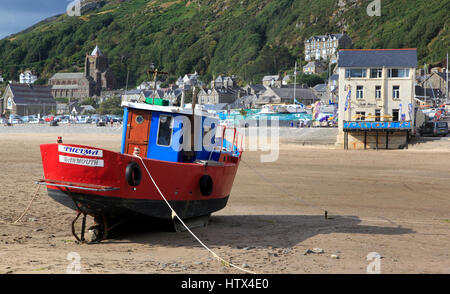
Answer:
top-left (146, 65), bottom-right (168, 98)
top-left (447, 52), bottom-right (449, 104)
top-left (191, 86), bottom-right (199, 154)
top-left (424, 63), bottom-right (427, 105)
top-left (293, 61), bottom-right (297, 105)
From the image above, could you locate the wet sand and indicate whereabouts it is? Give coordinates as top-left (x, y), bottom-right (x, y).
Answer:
top-left (0, 128), bottom-right (449, 274)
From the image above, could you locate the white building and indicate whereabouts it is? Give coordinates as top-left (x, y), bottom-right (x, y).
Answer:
top-left (262, 75), bottom-right (281, 88)
top-left (176, 72), bottom-right (202, 90)
top-left (337, 49), bottom-right (419, 149)
top-left (137, 81), bottom-right (161, 90)
top-left (305, 33), bottom-right (352, 63)
top-left (0, 73), bottom-right (4, 83)
top-left (19, 70), bottom-right (38, 84)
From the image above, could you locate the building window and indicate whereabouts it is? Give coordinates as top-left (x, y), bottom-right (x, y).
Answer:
top-left (388, 68), bottom-right (409, 78)
top-left (375, 109), bottom-right (381, 122)
top-left (392, 109), bottom-right (399, 121)
top-left (375, 86), bottom-right (382, 99)
top-left (356, 111), bottom-right (366, 121)
top-left (393, 86), bottom-right (400, 99)
top-left (356, 86), bottom-right (364, 99)
top-left (345, 68), bottom-right (367, 78)
top-left (370, 68), bottom-right (383, 78)
top-left (7, 97), bottom-right (13, 110)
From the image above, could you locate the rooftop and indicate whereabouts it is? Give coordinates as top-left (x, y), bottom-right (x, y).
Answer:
top-left (50, 72), bottom-right (85, 80)
top-left (6, 83), bottom-right (55, 105)
top-left (338, 49), bottom-right (418, 68)
top-left (262, 75), bottom-right (280, 81)
top-left (271, 87), bottom-right (319, 101)
top-left (91, 45), bottom-right (103, 57)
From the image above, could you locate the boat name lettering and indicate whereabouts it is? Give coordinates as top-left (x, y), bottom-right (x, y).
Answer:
top-left (58, 145), bottom-right (103, 157)
top-left (59, 155), bottom-right (104, 167)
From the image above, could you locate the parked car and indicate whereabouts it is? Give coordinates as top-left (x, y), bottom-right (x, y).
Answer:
top-left (21, 115), bottom-right (31, 123)
top-left (54, 115), bottom-right (70, 122)
top-left (418, 121), bottom-right (448, 137)
top-left (9, 115), bottom-right (24, 124)
top-left (96, 116), bottom-right (108, 127)
top-left (76, 116), bottom-right (92, 124)
top-left (91, 114), bottom-right (101, 123)
top-left (43, 115), bottom-right (54, 122)
top-left (110, 115), bottom-right (123, 123)
top-left (29, 117), bottom-right (45, 124)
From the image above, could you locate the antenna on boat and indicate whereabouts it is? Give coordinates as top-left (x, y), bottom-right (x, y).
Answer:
top-left (293, 61), bottom-right (297, 105)
top-left (146, 63), bottom-right (169, 90)
top-left (180, 91), bottom-right (185, 109)
top-left (446, 52), bottom-right (449, 104)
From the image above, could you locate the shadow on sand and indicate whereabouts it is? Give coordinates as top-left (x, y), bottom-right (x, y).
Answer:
top-left (409, 136), bottom-right (447, 146)
top-left (99, 214), bottom-right (414, 249)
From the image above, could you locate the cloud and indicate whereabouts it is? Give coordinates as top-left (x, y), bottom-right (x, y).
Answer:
top-left (0, 0), bottom-right (69, 39)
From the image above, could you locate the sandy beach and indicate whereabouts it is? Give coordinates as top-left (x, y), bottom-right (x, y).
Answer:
top-left (0, 125), bottom-right (449, 274)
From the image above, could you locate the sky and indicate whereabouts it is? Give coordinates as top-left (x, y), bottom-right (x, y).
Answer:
top-left (0, 0), bottom-right (69, 39)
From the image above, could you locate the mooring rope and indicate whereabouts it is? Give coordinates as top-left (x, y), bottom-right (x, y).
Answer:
top-left (136, 156), bottom-right (257, 274)
top-left (0, 184), bottom-right (41, 226)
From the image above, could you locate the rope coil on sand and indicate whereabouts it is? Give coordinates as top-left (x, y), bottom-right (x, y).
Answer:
top-left (136, 156), bottom-right (257, 274)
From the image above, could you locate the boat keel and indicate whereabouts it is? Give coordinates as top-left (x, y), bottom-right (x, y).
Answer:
top-left (172, 214), bottom-right (211, 233)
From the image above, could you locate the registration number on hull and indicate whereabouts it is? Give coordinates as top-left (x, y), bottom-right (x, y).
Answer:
top-left (59, 155), bottom-right (104, 167)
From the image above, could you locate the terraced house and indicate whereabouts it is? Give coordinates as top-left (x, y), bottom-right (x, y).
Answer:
top-left (304, 33), bottom-right (352, 63)
top-left (336, 49), bottom-right (420, 149)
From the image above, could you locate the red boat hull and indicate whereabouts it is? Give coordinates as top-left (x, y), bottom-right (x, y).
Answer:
top-left (40, 143), bottom-right (240, 220)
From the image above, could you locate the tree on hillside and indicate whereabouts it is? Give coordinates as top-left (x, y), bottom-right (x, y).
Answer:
top-left (98, 97), bottom-right (122, 115)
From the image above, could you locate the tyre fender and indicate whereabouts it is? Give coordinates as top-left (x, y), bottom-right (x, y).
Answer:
top-left (126, 162), bottom-right (142, 187)
top-left (199, 175), bottom-right (213, 196)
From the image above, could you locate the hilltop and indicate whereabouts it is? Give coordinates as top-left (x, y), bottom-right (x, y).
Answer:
top-left (0, 0), bottom-right (448, 87)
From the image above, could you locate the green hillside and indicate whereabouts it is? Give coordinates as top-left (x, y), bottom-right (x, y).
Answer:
top-left (0, 0), bottom-right (448, 87)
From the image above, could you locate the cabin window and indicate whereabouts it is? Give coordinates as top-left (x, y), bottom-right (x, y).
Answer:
top-left (157, 115), bottom-right (174, 147)
top-left (135, 115), bottom-right (144, 124)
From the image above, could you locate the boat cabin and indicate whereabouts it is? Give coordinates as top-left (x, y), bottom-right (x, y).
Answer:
top-left (121, 101), bottom-right (241, 163)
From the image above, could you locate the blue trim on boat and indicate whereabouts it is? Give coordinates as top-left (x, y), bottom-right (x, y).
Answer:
top-left (121, 107), bottom-right (129, 154)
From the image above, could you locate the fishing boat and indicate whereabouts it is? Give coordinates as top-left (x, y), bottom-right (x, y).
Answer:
top-left (38, 85), bottom-right (243, 242)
